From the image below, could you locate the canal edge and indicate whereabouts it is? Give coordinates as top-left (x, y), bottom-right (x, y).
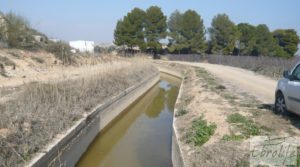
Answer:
top-left (26, 71), bottom-right (160, 167)
top-left (157, 66), bottom-right (186, 167)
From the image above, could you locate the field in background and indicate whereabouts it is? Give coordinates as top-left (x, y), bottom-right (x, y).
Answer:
top-left (167, 54), bottom-right (300, 79)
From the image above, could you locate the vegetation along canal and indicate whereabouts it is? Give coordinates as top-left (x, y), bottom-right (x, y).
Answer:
top-left (76, 73), bottom-right (181, 167)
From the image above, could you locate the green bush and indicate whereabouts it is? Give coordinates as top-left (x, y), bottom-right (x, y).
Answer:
top-left (0, 12), bottom-right (49, 51)
top-left (5, 12), bottom-right (35, 50)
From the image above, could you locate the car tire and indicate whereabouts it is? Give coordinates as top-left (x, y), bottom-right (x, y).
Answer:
top-left (275, 92), bottom-right (288, 114)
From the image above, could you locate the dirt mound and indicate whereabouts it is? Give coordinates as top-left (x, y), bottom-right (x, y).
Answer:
top-left (0, 49), bottom-right (122, 88)
top-left (0, 49), bottom-right (59, 85)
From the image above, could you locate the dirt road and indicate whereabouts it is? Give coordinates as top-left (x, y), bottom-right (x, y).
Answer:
top-left (173, 61), bottom-right (277, 104)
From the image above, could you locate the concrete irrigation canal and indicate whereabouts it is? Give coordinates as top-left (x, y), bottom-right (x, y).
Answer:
top-left (76, 73), bottom-right (181, 167)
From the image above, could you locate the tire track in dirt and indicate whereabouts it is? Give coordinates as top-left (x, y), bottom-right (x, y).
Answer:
top-left (173, 61), bottom-right (277, 104)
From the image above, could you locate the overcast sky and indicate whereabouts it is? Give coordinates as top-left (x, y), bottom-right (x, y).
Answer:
top-left (0, 0), bottom-right (300, 47)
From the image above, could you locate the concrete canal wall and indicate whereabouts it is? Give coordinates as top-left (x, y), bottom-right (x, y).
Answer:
top-left (157, 66), bottom-right (185, 167)
top-left (27, 65), bottom-right (186, 167)
top-left (27, 72), bottom-right (160, 167)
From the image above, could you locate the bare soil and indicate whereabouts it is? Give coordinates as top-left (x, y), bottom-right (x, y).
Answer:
top-left (156, 61), bottom-right (300, 167)
top-left (0, 49), bottom-right (123, 88)
top-left (0, 49), bottom-right (132, 104)
top-left (173, 61), bottom-right (277, 104)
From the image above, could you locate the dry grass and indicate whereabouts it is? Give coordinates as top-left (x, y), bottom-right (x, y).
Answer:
top-left (0, 58), bottom-right (157, 167)
top-left (193, 141), bottom-right (249, 167)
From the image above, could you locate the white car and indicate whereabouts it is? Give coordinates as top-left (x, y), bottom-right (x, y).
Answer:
top-left (275, 61), bottom-right (300, 115)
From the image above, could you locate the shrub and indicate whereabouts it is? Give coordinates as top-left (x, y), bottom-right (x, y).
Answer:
top-left (0, 56), bottom-right (15, 66)
top-left (1, 12), bottom-right (49, 51)
top-left (45, 41), bottom-right (74, 65)
top-left (31, 56), bottom-right (44, 64)
top-left (94, 45), bottom-right (117, 54)
top-left (5, 12), bottom-right (37, 50)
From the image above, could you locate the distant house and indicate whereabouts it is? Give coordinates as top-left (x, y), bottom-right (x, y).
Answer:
top-left (33, 35), bottom-right (46, 43)
top-left (162, 44), bottom-right (168, 50)
top-left (69, 40), bottom-right (95, 53)
top-left (49, 38), bottom-right (60, 43)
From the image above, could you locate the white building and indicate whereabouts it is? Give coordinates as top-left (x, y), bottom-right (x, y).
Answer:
top-left (33, 35), bottom-right (46, 43)
top-left (69, 40), bottom-right (95, 53)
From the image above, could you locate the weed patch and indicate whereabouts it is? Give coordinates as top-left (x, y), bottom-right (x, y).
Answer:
top-left (175, 107), bottom-right (188, 117)
top-left (240, 122), bottom-right (261, 137)
top-left (227, 113), bottom-right (261, 138)
top-left (222, 134), bottom-right (244, 141)
top-left (227, 113), bottom-right (248, 124)
top-left (195, 67), bottom-right (238, 104)
top-left (188, 116), bottom-right (216, 146)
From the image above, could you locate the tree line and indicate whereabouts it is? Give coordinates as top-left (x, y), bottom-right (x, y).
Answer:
top-left (114, 6), bottom-right (299, 58)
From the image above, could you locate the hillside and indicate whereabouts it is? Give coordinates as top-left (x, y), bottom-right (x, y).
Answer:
top-left (0, 49), bottom-right (121, 87)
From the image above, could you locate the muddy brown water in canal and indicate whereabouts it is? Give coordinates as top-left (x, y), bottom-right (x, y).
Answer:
top-left (76, 74), bottom-right (181, 167)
